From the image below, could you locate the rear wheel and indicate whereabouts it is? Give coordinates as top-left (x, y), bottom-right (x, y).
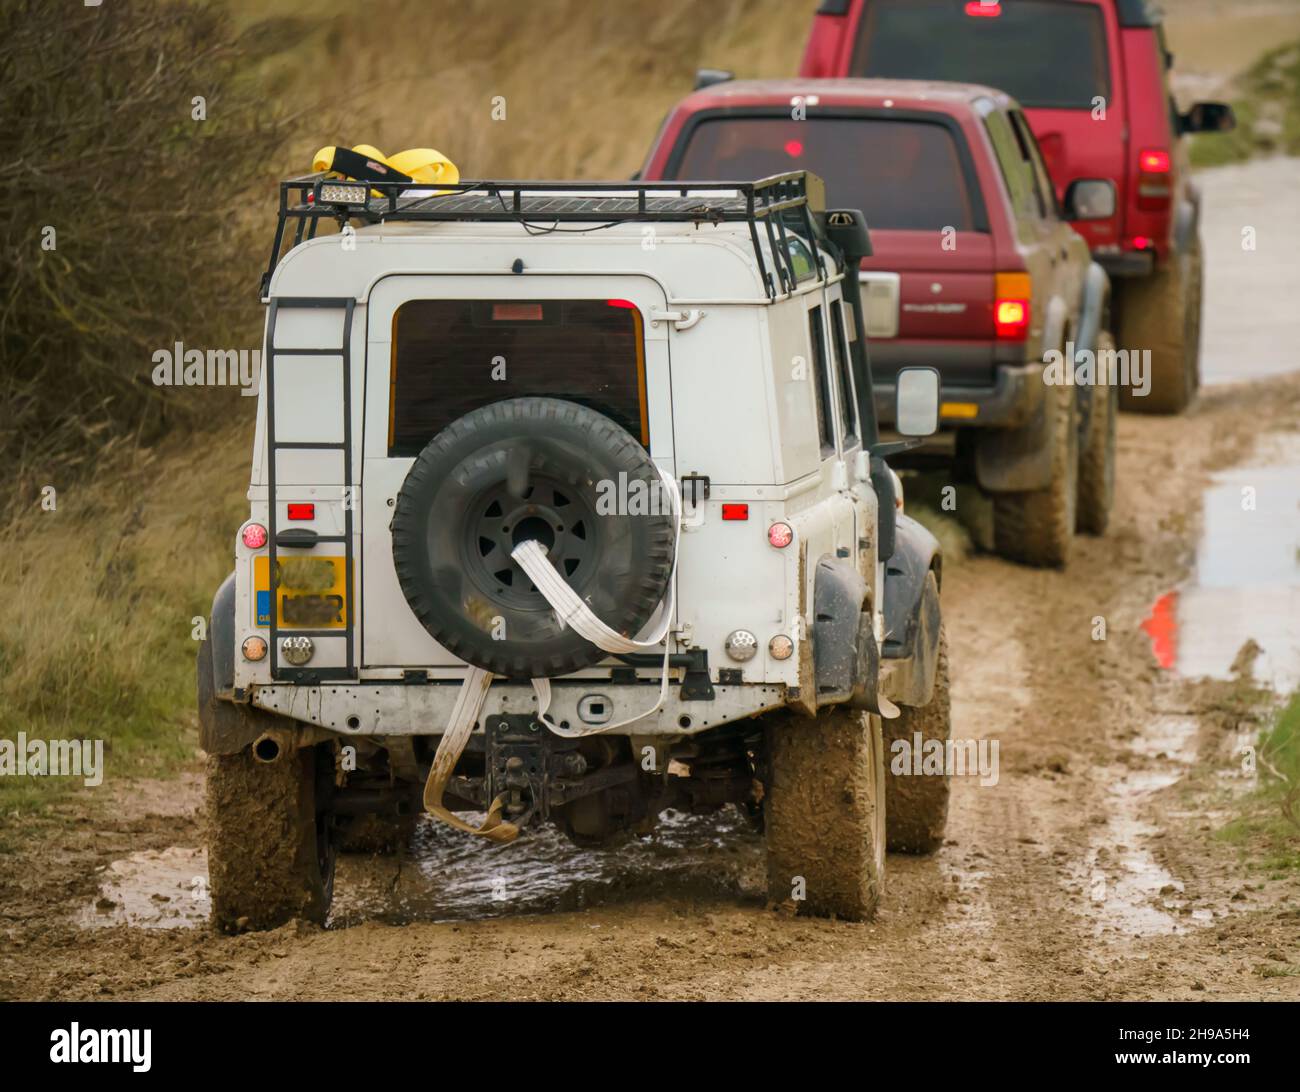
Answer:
top-left (1076, 331), bottom-right (1118, 535)
top-left (207, 735), bottom-right (336, 932)
top-left (882, 626), bottom-right (950, 854)
top-left (1117, 238), bottom-right (1201, 415)
top-left (764, 706), bottom-right (886, 921)
top-left (993, 380), bottom-right (1078, 568)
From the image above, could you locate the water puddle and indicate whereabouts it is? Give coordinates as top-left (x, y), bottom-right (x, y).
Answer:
top-left (1143, 434), bottom-right (1300, 691)
top-left (1076, 715), bottom-right (1211, 939)
top-left (77, 810), bottom-right (763, 931)
top-left (78, 847), bottom-right (209, 929)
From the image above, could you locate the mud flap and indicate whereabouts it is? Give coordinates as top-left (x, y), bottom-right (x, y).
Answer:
top-left (881, 516), bottom-right (942, 708)
top-left (974, 384), bottom-right (1054, 493)
top-left (812, 556), bottom-right (866, 705)
top-left (812, 556), bottom-right (898, 717)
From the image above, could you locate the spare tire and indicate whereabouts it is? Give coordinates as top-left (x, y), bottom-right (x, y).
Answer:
top-left (391, 397), bottom-right (675, 678)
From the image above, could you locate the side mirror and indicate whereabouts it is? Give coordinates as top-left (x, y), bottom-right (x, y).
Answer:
top-left (694, 68), bottom-right (734, 90)
top-left (896, 367), bottom-right (940, 438)
top-left (1063, 178), bottom-right (1117, 221)
top-left (819, 208), bottom-right (873, 263)
top-left (1181, 101), bottom-right (1236, 134)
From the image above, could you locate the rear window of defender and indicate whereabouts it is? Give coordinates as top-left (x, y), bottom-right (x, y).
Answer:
top-left (388, 299), bottom-right (649, 457)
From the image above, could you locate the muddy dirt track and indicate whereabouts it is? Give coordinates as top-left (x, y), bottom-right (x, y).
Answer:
top-left (2, 366), bottom-right (1297, 1001)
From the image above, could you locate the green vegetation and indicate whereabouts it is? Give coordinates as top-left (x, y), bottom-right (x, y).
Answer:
top-left (1191, 40), bottom-right (1300, 167)
top-left (1215, 689), bottom-right (1300, 874)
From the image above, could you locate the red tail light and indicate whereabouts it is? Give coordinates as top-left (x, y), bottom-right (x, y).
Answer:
top-left (287, 503), bottom-right (315, 520)
top-left (964, 1), bottom-right (1001, 14)
top-left (994, 273), bottom-right (1031, 340)
top-left (1137, 148), bottom-right (1172, 211)
top-left (721, 503), bottom-right (749, 521)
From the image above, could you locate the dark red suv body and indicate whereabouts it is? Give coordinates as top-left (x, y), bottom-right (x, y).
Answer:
top-left (639, 79), bottom-right (1100, 432)
top-left (798, 0), bottom-right (1235, 412)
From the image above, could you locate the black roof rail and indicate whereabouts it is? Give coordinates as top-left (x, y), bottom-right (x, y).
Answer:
top-left (260, 173), bottom-right (838, 302)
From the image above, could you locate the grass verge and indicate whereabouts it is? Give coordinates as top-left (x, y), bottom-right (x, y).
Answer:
top-left (1215, 689), bottom-right (1300, 876)
top-left (1191, 40), bottom-right (1300, 167)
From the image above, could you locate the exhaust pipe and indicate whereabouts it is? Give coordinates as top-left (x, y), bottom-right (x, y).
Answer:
top-left (252, 731), bottom-right (286, 764)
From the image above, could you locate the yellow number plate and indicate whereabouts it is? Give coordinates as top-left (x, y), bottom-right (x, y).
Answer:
top-left (253, 555), bottom-right (348, 629)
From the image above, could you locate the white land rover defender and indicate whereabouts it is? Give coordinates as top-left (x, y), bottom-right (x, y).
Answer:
top-left (197, 170), bottom-right (952, 931)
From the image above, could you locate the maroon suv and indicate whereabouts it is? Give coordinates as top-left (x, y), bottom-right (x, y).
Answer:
top-left (639, 78), bottom-right (1117, 567)
top-left (799, 0), bottom-right (1236, 413)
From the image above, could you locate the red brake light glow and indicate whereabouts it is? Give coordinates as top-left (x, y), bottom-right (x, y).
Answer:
top-left (784, 139), bottom-right (804, 158)
top-left (965, 1), bottom-right (1001, 15)
top-left (241, 523), bottom-right (268, 550)
top-left (993, 273), bottom-right (1032, 340)
top-left (1138, 149), bottom-right (1171, 173)
top-left (721, 504), bottom-right (749, 521)
top-left (287, 503), bottom-right (315, 520)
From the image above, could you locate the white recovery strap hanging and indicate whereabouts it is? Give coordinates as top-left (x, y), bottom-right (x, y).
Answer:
top-left (421, 466), bottom-right (683, 844)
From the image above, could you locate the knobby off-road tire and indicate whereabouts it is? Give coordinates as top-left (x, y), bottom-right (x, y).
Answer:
top-left (1076, 331), bottom-right (1118, 535)
top-left (391, 397), bottom-right (675, 678)
top-left (207, 740), bottom-right (336, 932)
top-left (993, 379), bottom-right (1079, 568)
top-left (764, 706), bottom-right (886, 921)
top-left (882, 623), bottom-right (951, 854)
top-left (1117, 237), bottom-right (1202, 415)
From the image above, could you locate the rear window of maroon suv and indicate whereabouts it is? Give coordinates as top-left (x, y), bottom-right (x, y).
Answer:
top-left (850, 0), bottom-right (1111, 111)
top-left (670, 116), bottom-right (979, 232)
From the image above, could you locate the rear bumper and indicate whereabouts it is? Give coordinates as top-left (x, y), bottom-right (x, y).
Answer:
top-left (1093, 249), bottom-right (1156, 279)
top-left (875, 362), bottom-right (1044, 431)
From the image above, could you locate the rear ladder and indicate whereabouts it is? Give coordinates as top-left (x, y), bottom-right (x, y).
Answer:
top-left (264, 296), bottom-right (357, 682)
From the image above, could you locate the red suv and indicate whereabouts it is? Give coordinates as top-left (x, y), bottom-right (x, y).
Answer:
top-left (639, 79), bottom-right (1116, 567)
top-left (799, 0), bottom-right (1235, 413)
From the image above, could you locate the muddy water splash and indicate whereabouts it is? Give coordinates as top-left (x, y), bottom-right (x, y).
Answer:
top-left (79, 810), bottom-right (764, 930)
top-left (331, 807), bottom-right (765, 925)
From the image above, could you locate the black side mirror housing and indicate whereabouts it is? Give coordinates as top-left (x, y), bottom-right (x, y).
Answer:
top-left (1181, 101), bottom-right (1237, 134)
top-left (694, 68), bottom-right (734, 91)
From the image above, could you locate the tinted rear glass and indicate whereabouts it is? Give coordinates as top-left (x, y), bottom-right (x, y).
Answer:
top-left (389, 299), bottom-right (646, 457)
top-left (672, 116), bottom-right (977, 232)
top-left (852, 0), bottom-right (1111, 110)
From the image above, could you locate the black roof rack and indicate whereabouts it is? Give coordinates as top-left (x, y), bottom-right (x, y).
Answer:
top-left (261, 173), bottom-right (832, 301)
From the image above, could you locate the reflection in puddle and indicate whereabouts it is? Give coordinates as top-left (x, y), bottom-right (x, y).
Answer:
top-left (331, 807), bottom-right (764, 926)
top-left (1145, 435), bottom-right (1300, 692)
top-left (79, 847), bottom-right (209, 929)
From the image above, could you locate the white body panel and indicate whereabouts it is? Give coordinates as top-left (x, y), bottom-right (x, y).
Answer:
top-left (232, 211), bottom-right (881, 737)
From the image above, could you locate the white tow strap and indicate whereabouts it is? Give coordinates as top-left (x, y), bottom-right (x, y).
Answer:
top-left (422, 466), bottom-right (683, 842)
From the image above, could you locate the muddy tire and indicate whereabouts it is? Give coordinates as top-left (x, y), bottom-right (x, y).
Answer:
top-left (1076, 331), bottom-right (1118, 535)
top-left (993, 380), bottom-right (1078, 568)
top-left (882, 627), bottom-right (950, 854)
top-left (764, 706), bottom-right (886, 921)
top-left (1117, 238), bottom-right (1201, 415)
top-left (206, 740), bottom-right (336, 932)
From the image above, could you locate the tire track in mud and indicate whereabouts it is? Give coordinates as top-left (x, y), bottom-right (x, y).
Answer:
top-left (5, 377), bottom-right (1300, 1002)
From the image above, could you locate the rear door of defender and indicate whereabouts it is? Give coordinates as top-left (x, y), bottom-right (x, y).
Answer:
top-left (360, 274), bottom-right (675, 671)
